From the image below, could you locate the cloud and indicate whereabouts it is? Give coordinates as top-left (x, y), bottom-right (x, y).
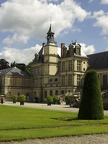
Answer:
top-left (89, 0), bottom-right (94, 3)
top-left (3, 33), bottom-right (29, 46)
top-left (0, 44), bottom-right (42, 64)
top-left (0, 42), bottom-right (95, 65)
top-left (100, 0), bottom-right (108, 4)
top-left (0, 0), bottom-right (90, 41)
top-left (93, 10), bottom-right (108, 35)
top-left (80, 43), bottom-right (95, 55)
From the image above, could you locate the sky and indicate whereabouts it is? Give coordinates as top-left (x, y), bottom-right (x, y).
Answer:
top-left (0, 0), bottom-right (108, 64)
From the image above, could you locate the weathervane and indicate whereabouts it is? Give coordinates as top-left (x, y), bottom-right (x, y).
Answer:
top-left (50, 16), bottom-right (52, 25)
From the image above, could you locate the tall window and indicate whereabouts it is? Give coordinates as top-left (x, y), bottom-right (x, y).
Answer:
top-left (58, 62), bottom-right (61, 72)
top-left (68, 60), bottom-right (72, 71)
top-left (50, 90), bottom-right (53, 96)
top-left (55, 90), bottom-right (58, 95)
top-left (62, 62), bottom-right (65, 72)
top-left (77, 60), bottom-right (81, 71)
top-left (77, 74), bottom-right (81, 86)
top-left (68, 74), bottom-right (72, 86)
top-left (103, 75), bottom-right (107, 86)
top-left (76, 48), bottom-right (80, 55)
top-left (61, 75), bottom-right (65, 86)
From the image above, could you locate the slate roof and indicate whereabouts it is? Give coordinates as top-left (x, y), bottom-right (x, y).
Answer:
top-left (0, 67), bottom-right (29, 76)
top-left (87, 51), bottom-right (108, 70)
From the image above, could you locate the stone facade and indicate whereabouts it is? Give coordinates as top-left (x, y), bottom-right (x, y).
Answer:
top-left (0, 67), bottom-right (32, 101)
top-left (30, 25), bottom-right (88, 102)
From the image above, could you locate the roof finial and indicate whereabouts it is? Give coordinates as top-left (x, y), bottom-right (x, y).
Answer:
top-left (50, 16), bottom-right (52, 26)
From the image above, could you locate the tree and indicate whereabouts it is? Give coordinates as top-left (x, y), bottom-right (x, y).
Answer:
top-left (10, 61), bottom-right (17, 67)
top-left (11, 61), bottom-right (32, 75)
top-left (0, 59), bottom-right (10, 70)
top-left (78, 69), bottom-right (104, 120)
top-left (24, 61), bottom-right (32, 74)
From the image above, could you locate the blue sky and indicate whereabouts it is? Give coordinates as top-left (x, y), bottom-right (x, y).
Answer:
top-left (0, 0), bottom-right (108, 64)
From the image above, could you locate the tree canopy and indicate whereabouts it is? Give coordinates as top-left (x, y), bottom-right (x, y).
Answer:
top-left (11, 61), bottom-right (32, 75)
top-left (0, 59), bottom-right (10, 70)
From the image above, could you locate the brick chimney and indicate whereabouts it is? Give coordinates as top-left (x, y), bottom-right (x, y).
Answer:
top-left (61, 43), bottom-right (65, 57)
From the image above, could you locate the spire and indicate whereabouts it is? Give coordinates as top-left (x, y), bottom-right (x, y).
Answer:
top-left (47, 24), bottom-right (55, 44)
top-left (48, 24), bottom-right (52, 33)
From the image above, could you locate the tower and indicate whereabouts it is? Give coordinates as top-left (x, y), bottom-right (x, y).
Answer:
top-left (47, 24), bottom-right (55, 44)
top-left (44, 24), bottom-right (58, 76)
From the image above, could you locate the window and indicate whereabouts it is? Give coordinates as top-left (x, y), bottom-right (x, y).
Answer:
top-left (103, 75), bottom-right (107, 86)
top-left (77, 74), bottom-right (81, 86)
top-left (55, 90), bottom-right (58, 95)
top-left (61, 90), bottom-right (64, 94)
top-left (62, 62), bottom-right (65, 72)
top-left (76, 48), bottom-right (80, 55)
top-left (50, 90), bottom-right (53, 96)
top-left (49, 79), bottom-right (52, 82)
top-left (83, 68), bottom-right (85, 71)
top-left (68, 60), bottom-right (73, 71)
top-left (55, 78), bottom-right (58, 81)
top-left (58, 62), bottom-right (61, 72)
top-left (61, 75), bottom-right (65, 86)
top-left (77, 60), bottom-right (81, 71)
top-left (68, 74), bottom-right (72, 86)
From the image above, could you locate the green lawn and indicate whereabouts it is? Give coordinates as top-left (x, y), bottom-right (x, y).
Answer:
top-left (0, 105), bottom-right (108, 142)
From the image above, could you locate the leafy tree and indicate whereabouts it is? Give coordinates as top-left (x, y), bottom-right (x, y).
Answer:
top-left (10, 61), bottom-right (17, 67)
top-left (24, 61), bottom-right (32, 74)
top-left (0, 59), bottom-right (10, 70)
top-left (11, 61), bottom-right (32, 75)
top-left (78, 69), bottom-right (104, 120)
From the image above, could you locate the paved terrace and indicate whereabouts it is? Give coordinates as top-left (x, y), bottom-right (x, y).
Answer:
top-left (3, 101), bottom-right (108, 116)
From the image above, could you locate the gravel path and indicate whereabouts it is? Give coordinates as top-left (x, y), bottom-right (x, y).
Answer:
top-left (1, 134), bottom-right (108, 144)
top-left (1, 102), bottom-right (108, 144)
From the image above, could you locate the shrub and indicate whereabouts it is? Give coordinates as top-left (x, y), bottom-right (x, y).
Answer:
top-left (53, 96), bottom-right (59, 104)
top-left (12, 95), bottom-right (18, 102)
top-left (65, 95), bottom-right (71, 105)
top-left (78, 69), bottom-right (104, 120)
top-left (19, 94), bottom-right (26, 102)
top-left (46, 96), bottom-right (53, 105)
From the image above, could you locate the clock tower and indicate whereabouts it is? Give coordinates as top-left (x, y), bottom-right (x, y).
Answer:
top-left (44, 25), bottom-right (58, 76)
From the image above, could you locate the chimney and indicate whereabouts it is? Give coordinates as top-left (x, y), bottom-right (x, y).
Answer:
top-left (61, 43), bottom-right (65, 57)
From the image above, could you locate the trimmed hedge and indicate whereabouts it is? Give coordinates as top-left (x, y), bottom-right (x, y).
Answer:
top-left (78, 69), bottom-right (104, 120)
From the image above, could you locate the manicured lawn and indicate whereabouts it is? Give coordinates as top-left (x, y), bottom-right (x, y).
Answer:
top-left (0, 105), bottom-right (108, 142)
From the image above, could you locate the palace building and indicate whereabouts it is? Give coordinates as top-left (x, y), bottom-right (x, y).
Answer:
top-left (0, 25), bottom-right (89, 102)
top-left (30, 25), bottom-right (88, 102)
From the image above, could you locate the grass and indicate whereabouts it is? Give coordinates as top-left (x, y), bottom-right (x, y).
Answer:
top-left (0, 105), bottom-right (108, 142)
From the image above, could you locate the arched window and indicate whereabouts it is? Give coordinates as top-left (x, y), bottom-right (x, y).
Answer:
top-left (49, 79), bottom-right (52, 82)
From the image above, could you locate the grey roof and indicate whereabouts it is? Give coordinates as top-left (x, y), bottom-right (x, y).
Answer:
top-left (87, 51), bottom-right (108, 70)
top-left (0, 67), bottom-right (29, 76)
top-left (47, 24), bottom-right (54, 34)
top-left (32, 47), bottom-right (44, 64)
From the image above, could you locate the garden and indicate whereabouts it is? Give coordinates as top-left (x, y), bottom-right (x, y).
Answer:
top-left (0, 105), bottom-right (108, 142)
